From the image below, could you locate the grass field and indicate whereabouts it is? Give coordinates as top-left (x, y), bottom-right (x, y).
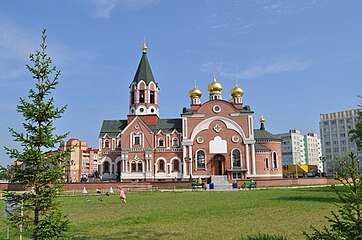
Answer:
top-left (0, 187), bottom-right (338, 240)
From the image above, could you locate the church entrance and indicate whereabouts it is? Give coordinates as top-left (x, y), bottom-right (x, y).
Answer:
top-left (212, 154), bottom-right (225, 175)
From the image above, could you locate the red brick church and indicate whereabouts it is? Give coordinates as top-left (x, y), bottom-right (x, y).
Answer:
top-left (99, 43), bottom-right (282, 182)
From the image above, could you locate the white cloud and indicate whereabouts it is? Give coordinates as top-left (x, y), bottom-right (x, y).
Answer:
top-left (0, 17), bottom-right (95, 82)
top-left (241, 59), bottom-right (310, 78)
top-left (200, 58), bottom-right (310, 80)
top-left (255, 0), bottom-right (318, 14)
top-left (89, 0), bottom-right (161, 18)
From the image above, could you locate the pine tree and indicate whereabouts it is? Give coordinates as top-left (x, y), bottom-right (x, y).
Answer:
top-left (4, 29), bottom-right (70, 239)
top-left (304, 152), bottom-right (362, 240)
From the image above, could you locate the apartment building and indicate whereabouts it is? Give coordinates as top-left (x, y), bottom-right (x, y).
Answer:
top-left (59, 138), bottom-right (99, 182)
top-left (319, 109), bottom-right (361, 174)
top-left (276, 130), bottom-right (322, 171)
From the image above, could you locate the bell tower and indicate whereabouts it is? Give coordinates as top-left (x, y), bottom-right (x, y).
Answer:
top-left (129, 41), bottom-right (160, 121)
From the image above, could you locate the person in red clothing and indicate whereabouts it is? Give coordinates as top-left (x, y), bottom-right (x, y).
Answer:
top-left (119, 188), bottom-right (127, 204)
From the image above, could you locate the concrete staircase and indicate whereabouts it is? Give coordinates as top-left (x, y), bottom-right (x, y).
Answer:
top-left (210, 175), bottom-right (233, 191)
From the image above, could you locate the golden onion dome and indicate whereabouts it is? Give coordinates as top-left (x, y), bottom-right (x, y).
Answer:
top-left (208, 77), bottom-right (223, 93)
top-left (228, 98), bottom-right (234, 104)
top-left (259, 114), bottom-right (265, 123)
top-left (230, 84), bottom-right (244, 97)
top-left (188, 85), bottom-right (202, 98)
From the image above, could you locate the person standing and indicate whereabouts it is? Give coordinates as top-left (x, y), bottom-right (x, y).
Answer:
top-left (119, 188), bottom-right (127, 204)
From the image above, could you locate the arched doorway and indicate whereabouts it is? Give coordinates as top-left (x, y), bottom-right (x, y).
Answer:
top-left (212, 154), bottom-right (225, 175)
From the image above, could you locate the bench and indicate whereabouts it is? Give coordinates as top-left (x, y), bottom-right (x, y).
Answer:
top-left (191, 182), bottom-right (205, 191)
top-left (241, 181), bottom-right (256, 190)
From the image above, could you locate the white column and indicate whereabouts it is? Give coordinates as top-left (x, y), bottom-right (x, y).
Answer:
top-left (146, 159), bottom-right (149, 172)
top-left (188, 145), bottom-right (193, 178)
top-left (121, 160), bottom-right (125, 173)
top-left (183, 145), bottom-right (187, 176)
top-left (251, 144), bottom-right (256, 175)
top-left (245, 144), bottom-right (250, 175)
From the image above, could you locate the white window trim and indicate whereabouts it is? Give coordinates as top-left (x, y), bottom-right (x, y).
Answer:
top-left (196, 149), bottom-right (206, 169)
top-left (231, 148), bottom-right (242, 168)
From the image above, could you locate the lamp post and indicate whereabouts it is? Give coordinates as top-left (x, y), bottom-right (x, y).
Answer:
top-left (189, 158), bottom-right (192, 181)
top-left (295, 163), bottom-right (298, 179)
top-left (320, 156), bottom-right (326, 177)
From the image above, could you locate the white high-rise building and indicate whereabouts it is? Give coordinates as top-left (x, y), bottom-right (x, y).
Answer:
top-left (319, 109), bottom-right (361, 175)
top-left (276, 130), bottom-right (322, 170)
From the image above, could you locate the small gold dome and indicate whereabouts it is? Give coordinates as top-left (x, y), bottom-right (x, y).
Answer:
top-left (228, 98), bottom-right (234, 104)
top-left (189, 85), bottom-right (202, 98)
top-left (230, 84), bottom-right (244, 97)
top-left (208, 77), bottom-right (223, 92)
top-left (142, 40), bottom-right (148, 53)
top-left (259, 114), bottom-right (265, 123)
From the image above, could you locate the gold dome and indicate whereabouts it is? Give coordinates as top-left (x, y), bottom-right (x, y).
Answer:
top-left (189, 85), bottom-right (202, 98)
top-left (142, 39), bottom-right (148, 53)
top-left (230, 84), bottom-right (244, 97)
top-left (208, 77), bottom-right (222, 93)
top-left (228, 98), bottom-right (234, 104)
top-left (259, 114), bottom-right (265, 123)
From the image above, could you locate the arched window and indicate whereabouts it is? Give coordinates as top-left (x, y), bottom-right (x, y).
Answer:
top-left (264, 157), bottom-right (269, 169)
top-left (159, 160), bottom-right (165, 172)
top-left (172, 138), bottom-right (179, 147)
top-left (103, 161), bottom-right (110, 173)
top-left (131, 91), bottom-right (135, 104)
top-left (158, 138), bottom-right (164, 147)
top-left (131, 162), bottom-right (136, 172)
top-left (150, 90), bottom-right (155, 104)
top-left (173, 160), bottom-right (180, 172)
top-left (139, 90), bottom-right (145, 103)
top-left (196, 150), bottom-right (206, 168)
top-left (133, 133), bottom-right (142, 146)
top-left (232, 149), bottom-right (241, 168)
top-left (104, 140), bottom-right (109, 148)
top-left (273, 152), bottom-right (278, 169)
top-left (138, 162), bottom-right (143, 172)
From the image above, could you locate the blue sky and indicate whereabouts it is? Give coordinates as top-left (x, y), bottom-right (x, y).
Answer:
top-left (1, 0), bottom-right (361, 165)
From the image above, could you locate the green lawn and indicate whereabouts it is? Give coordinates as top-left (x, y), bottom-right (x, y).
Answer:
top-left (0, 187), bottom-right (337, 240)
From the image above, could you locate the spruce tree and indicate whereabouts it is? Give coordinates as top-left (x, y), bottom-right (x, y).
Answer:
top-left (350, 97), bottom-right (362, 149)
top-left (4, 29), bottom-right (70, 239)
top-left (304, 152), bottom-right (362, 240)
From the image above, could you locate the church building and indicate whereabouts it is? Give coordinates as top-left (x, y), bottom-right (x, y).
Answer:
top-left (99, 43), bottom-right (282, 182)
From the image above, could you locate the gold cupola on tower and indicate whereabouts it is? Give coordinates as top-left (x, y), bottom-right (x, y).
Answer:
top-left (188, 84), bottom-right (202, 98)
top-left (259, 113), bottom-right (265, 123)
top-left (208, 77), bottom-right (223, 93)
top-left (142, 39), bottom-right (148, 53)
top-left (230, 84), bottom-right (244, 97)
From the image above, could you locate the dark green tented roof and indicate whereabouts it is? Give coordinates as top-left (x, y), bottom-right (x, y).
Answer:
top-left (149, 119), bottom-right (182, 133)
top-left (254, 129), bottom-right (281, 141)
top-left (99, 120), bottom-right (128, 138)
top-left (132, 53), bottom-right (156, 86)
top-left (255, 142), bottom-right (271, 152)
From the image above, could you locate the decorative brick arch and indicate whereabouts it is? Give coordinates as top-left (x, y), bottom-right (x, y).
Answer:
top-left (190, 116), bottom-right (247, 142)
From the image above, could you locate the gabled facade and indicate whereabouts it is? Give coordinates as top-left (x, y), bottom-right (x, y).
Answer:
top-left (99, 44), bottom-right (282, 182)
